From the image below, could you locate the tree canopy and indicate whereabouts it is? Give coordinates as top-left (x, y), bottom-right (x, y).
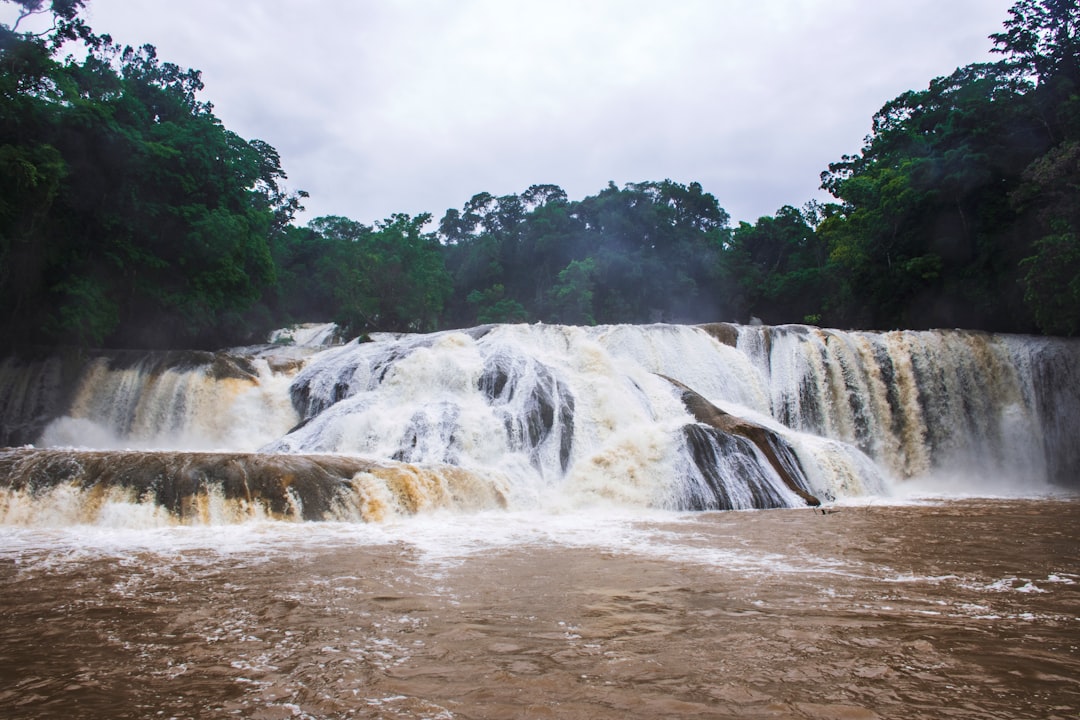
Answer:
top-left (0, 0), bottom-right (301, 347)
top-left (438, 180), bottom-right (730, 327)
top-left (2, 0), bottom-right (1079, 348)
top-left (814, 0), bottom-right (1080, 333)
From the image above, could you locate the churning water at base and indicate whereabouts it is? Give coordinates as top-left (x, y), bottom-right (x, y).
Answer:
top-left (2, 323), bottom-right (1078, 717)
top-left (1, 499), bottom-right (1077, 719)
top-left (1, 322), bottom-right (1078, 525)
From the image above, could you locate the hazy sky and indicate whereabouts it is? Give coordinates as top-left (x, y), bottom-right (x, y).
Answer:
top-left (11, 0), bottom-right (1016, 226)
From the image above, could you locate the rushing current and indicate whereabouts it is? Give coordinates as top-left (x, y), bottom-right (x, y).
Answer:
top-left (1, 322), bottom-right (1078, 523)
top-left (1, 322), bottom-right (1078, 719)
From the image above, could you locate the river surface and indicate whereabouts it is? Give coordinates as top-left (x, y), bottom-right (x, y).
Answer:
top-left (1, 498), bottom-right (1077, 719)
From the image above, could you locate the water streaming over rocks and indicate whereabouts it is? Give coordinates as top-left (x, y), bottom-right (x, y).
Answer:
top-left (3, 322), bottom-right (1079, 718)
top-left (1, 322), bottom-right (1078, 524)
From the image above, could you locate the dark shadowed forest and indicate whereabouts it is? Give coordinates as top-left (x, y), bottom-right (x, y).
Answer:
top-left (2, 0), bottom-right (1079, 349)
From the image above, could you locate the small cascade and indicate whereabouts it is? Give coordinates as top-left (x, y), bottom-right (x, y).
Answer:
top-left (0, 322), bottom-right (1076, 526)
top-left (0, 447), bottom-right (508, 526)
top-left (37, 350), bottom-right (300, 451)
top-left (732, 325), bottom-right (1080, 488)
top-left (678, 426), bottom-right (803, 510)
top-left (268, 322), bottom-right (342, 348)
top-left (476, 343), bottom-right (575, 475)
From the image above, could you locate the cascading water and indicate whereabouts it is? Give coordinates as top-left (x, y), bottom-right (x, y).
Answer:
top-left (268, 324), bottom-right (824, 511)
top-left (732, 324), bottom-right (1080, 488)
top-left (30, 350), bottom-right (299, 452)
top-left (1, 322), bottom-right (1076, 525)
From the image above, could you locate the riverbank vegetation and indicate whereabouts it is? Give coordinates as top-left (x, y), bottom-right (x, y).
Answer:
top-left (2, 0), bottom-right (1078, 348)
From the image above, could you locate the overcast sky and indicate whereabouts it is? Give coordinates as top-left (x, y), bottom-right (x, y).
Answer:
top-left (11, 0), bottom-right (1016, 226)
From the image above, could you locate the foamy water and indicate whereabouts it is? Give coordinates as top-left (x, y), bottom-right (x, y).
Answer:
top-left (2, 499), bottom-right (1077, 719)
top-left (3, 324), bottom-right (1079, 718)
top-left (3, 322), bottom-right (1078, 535)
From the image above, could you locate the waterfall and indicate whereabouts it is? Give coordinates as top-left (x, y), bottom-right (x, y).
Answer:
top-left (1, 323), bottom-right (1076, 524)
top-left (267, 322), bottom-right (342, 348)
top-left (732, 325), bottom-right (1079, 487)
top-left (0, 347), bottom-right (307, 452)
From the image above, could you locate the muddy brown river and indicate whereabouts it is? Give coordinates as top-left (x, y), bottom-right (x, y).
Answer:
top-left (1, 499), bottom-right (1078, 719)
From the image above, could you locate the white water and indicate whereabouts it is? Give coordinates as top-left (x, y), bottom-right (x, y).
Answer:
top-left (3, 326), bottom-right (1078, 720)
top-left (267, 322), bottom-right (341, 348)
top-left (268, 324), bottom-right (867, 510)
top-left (3, 322), bottom-right (1078, 526)
top-left (39, 356), bottom-right (298, 452)
top-left (743, 325), bottom-right (1077, 489)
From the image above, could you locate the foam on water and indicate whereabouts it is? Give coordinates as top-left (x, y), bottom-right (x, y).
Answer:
top-left (0, 510), bottom-right (832, 591)
top-left (268, 322), bottom-right (341, 348)
top-left (0, 500), bottom-right (899, 583)
top-left (2, 322), bottom-right (1078, 528)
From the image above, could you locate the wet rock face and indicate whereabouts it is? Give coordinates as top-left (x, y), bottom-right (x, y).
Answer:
top-left (85, 349), bottom-right (258, 381)
top-left (0, 448), bottom-right (374, 520)
top-left (680, 425), bottom-right (795, 510)
top-left (658, 374), bottom-right (820, 508)
top-left (477, 351), bottom-right (575, 475)
top-left (286, 335), bottom-right (443, 422)
top-left (0, 447), bottom-right (510, 523)
top-left (696, 322), bottom-right (740, 348)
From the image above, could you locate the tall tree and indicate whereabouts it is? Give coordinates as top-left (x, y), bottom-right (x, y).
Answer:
top-left (0, 0), bottom-right (298, 347)
top-left (817, 0), bottom-right (1080, 333)
top-left (718, 205), bottom-right (829, 325)
top-left (308, 213), bottom-right (451, 335)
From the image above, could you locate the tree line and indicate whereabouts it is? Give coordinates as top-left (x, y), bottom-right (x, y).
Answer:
top-left (2, 0), bottom-right (1078, 349)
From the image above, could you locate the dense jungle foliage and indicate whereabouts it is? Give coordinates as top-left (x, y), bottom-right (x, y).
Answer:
top-left (2, 0), bottom-right (1079, 348)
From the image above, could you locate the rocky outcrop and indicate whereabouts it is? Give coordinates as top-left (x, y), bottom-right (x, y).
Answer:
top-left (659, 375), bottom-right (820, 507)
top-left (696, 322), bottom-right (741, 348)
top-left (0, 447), bottom-right (508, 522)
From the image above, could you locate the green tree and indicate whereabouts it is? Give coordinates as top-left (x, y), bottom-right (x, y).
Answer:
top-left (813, 0), bottom-right (1080, 334)
top-left (1013, 140), bottom-right (1080, 333)
top-left (309, 214), bottom-right (451, 335)
top-left (548, 257), bottom-right (596, 325)
top-left (991, 0), bottom-right (1080, 89)
top-left (565, 180), bottom-right (728, 323)
top-left (438, 180), bottom-right (730, 327)
top-left (0, 1), bottom-right (297, 347)
top-left (466, 284), bottom-right (528, 324)
top-left (718, 205), bottom-right (829, 324)
top-left (1020, 229), bottom-right (1080, 333)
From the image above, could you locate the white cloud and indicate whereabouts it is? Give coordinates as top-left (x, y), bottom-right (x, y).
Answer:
top-left (13, 0), bottom-right (1017, 224)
